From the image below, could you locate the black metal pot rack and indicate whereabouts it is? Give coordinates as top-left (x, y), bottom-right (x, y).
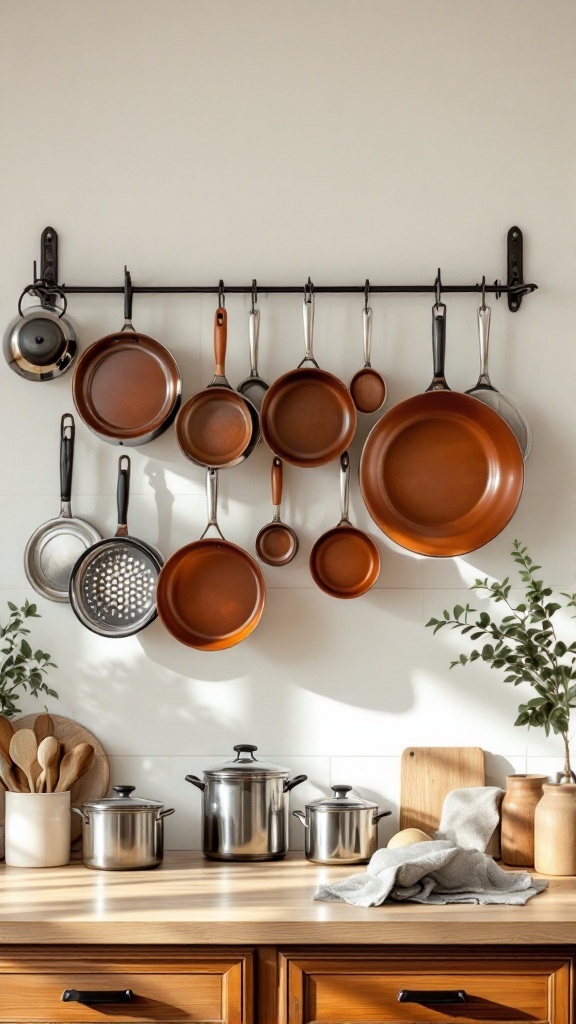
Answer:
top-left (34, 225), bottom-right (536, 314)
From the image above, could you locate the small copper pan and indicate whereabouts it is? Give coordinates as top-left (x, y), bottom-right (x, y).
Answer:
top-left (72, 280), bottom-right (181, 446)
top-left (255, 458), bottom-right (299, 567)
top-left (156, 469), bottom-right (266, 651)
top-left (261, 294), bottom-right (357, 468)
top-left (176, 308), bottom-right (260, 470)
top-left (310, 452), bottom-right (381, 599)
top-left (359, 303), bottom-right (524, 557)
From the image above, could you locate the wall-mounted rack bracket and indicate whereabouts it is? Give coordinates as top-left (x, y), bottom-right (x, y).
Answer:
top-left (507, 226), bottom-right (524, 312)
top-left (33, 226), bottom-right (537, 310)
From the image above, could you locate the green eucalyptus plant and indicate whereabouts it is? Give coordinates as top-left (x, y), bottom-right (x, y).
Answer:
top-left (0, 600), bottom-right (58, 718)
top-left (426, 540), bottom-right (576, 781)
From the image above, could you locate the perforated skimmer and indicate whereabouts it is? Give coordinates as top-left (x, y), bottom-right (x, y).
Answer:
top-left (69, 455), bottom-right (163, 637)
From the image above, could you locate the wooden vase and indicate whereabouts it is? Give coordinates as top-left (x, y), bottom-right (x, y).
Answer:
top-left (534, 783), bottom-right (576, 876)
top-left (501, 774), bottom-right (547, 867)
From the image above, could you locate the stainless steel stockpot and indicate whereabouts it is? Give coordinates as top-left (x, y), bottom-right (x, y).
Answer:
top-left (292, 785), bottom-right (391, 864)
top-left (72, 785), bottom-right (175, 871)
top-left (185, 744), bottom-right (307, 861)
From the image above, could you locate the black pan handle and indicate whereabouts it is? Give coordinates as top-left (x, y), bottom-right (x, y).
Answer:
top-left (185, 774), bottom-right (206, 792)
top-left (62, 988), bottom-right (133, 1004)
top-left (60, 413), bottom-right (75, 506)
top-left (398, 989), bottom-right (467, 1004)
top-left (116, 455), bottom-right (131, 537)
top-left (284, 774), bottom-right (307, 793)
top-left (426, 302), bottom-right (450, 392)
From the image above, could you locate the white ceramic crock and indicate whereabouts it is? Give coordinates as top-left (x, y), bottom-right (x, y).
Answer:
top-left (4, 791), bottom-right (70, 867)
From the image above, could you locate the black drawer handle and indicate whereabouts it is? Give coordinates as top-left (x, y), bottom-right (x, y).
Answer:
top-left (398, 989), bottom-right (467, 1004)
top-left (62, 988), bottom-right (134, 1004)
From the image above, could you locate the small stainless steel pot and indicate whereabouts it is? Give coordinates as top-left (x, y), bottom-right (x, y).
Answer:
top-left (4, 287), bottom-right (77, 381)
top-left (185, 743), bottom-right (307, 861)
top-left (72, 785), bottom-right (175, 871)
top-left (293, 785), bottom-right (391, 864)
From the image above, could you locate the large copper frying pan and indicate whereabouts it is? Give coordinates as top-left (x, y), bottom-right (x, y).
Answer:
top-left (72, 284), bottom-right (181, 446)
top-left (156, 469), bottom-right (266, 651)
top-left (176, 307), bottom-right (260, 470)
top-left (360, 303), bottom-right (524, 557)
top-left (261, 294), bottom-right (356, 467)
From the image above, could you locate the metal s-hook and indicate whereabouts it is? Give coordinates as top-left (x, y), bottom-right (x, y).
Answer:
top-left (434, 268), bottom-right (442, 308)
top-left (251, 278), bottom-right (258, 313)
top-left (218, 279), bottom-right (225, 308)
top-left (479, 275), bottom-right (487, 310)
top-left (364, 278), bottom-right (370, 313)
top-left (122, 266), bottom-right (134, 331)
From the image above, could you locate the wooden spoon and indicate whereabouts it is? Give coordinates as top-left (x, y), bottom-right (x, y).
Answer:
top-left (36, 736), bottom-right (60, 794)
top-left (55, 742), bottom-right (94, 793)
top-left (0, 750), bottom-right (22, 792)
top-left (0, 715), bottom-right (14, 762)
top-left (33, 713), bottom-right (54, 746)
top-left (9, 729), bottom-right (38, 793)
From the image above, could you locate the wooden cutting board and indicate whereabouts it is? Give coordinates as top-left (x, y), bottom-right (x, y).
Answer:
top-left (400, 746), bottom-right (485, 834)
top-left (13, 714), bottom-right (110, 842)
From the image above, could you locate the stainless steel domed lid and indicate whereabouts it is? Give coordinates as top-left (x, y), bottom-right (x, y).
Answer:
top-left (82, 785), bottom-right (165, 813)
top-left (204, 744), bottom-right (290, 779)
top-left (306, 785), bottom-right (378, 811)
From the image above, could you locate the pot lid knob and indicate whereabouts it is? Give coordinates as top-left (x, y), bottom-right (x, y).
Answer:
top-left (331, 785), bottom-right (352, 799)
top-left (113, 785), bottom-right (136, 799)
top-left (233, 744), bottom-right (258, 761)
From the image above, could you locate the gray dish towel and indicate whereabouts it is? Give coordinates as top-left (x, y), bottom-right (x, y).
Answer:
top-left (314, 840), bottom-right (548, 907)
top-left (433, 785), bottom-right (504, 853)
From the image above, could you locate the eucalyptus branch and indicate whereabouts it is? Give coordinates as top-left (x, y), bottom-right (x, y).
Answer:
top-left (0, 600), bottom-right (58, 719)
top-left (426, 541), bottom-right (575, 779)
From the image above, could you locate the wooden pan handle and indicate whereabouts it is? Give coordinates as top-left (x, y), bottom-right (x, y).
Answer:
top-left (271, 457), bottom-right (283, 507)
top-left (214, 308), bottom-right (227, 377)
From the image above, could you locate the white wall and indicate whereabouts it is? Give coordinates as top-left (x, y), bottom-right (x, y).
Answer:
top-left (1, 0), bottom-right (575, 851)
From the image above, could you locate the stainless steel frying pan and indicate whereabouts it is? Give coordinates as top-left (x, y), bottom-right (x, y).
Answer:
top-left (24, 415), bottom-right (101, 602)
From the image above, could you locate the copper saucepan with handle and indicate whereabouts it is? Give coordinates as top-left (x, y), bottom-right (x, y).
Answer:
top-left (360, 301), bottom-right (524, 557)
top-left (310, 451), bottom-right (381, 598)
top-left (176, 306), bottom-right (260, 469)
top-left (156, 468), bottom-right (266, 651)
top-left (261, 291), bottom-right (357, 467)
top-left (72, 270), bottom-right (181, 446)
top-left (255, 457), bottom-right (299, 567)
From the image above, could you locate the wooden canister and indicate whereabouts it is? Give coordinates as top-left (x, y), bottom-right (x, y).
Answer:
top-left (534, 783), bottom-right (576, 876)
top-left (501, 774), bottom-right (547, 866)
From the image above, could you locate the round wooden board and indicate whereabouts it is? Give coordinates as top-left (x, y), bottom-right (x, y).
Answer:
top-left (13, 714), bottom-right (110, 842)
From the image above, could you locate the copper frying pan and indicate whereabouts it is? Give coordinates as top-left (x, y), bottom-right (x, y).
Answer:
top-left (310, 451), bottom-right (381, 598)
top-left (359, 303), bottom-right (524, 557)
top-left (156, 469), bottom-right (266, 651)
top-left (261, 294), bottom-right (357, 467)
top-left (176, 307), bottom-right (260, 470)
top-left (72, 283), bottom-right (181, 446)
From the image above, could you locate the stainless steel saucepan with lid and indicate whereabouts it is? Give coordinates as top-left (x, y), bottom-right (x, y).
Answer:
top-left (185, 744), bottom-right (307, 860)
top-left (72, 785), bottom-right (175, 870)
top-left (293, 785), bottom-right (391, 864)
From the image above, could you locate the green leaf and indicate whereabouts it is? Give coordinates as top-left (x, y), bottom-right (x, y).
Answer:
top-left (482, 644), bottom-right (494, 661)
top-left (19, 639), bottom-right (32, 659)
top-left (453, 605), bottom-right (464, 621)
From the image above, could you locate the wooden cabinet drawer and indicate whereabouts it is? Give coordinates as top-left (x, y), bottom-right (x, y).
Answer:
top-left (0, 947), bottom-right (253, 1023)
top-left (281, 950), bottom-right (571, 1024)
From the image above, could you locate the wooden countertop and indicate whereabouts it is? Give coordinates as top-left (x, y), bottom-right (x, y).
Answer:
top-left (0, 851), bottom-right (574, 946)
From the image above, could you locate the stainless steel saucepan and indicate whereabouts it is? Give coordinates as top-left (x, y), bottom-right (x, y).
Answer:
top-left (293, 785), bottom-right (391, 863)
top-left (185, 744), bottom-right (306, 860)
top-left (73, 785), bottom-right (175, 870)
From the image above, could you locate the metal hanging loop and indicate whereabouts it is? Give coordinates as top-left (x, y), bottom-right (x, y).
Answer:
top-left (304, 277), bottom-right (314, 304)
top-left (434, 268), bottom-right (442, 308)
top-left (364, 278), bottom-right (370, 313)
top-left (218, 279), bottom-right (225, 307)
top-left (480, 275), bottom-right (487, 310)
top-left (122, 266), bottom-right (134, 331)
top-left (251, 278), bottom-right (258, 313)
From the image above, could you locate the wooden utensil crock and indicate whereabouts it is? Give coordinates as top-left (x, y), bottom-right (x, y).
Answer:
top-left (501, 774), bottom-right (547, 866)
top-left (534, 783), bottom-right (576, 876)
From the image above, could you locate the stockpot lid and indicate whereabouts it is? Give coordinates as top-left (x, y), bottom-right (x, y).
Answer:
top-left (82, 785), bottom-right (164, 813)
top-left (204, 744), bottom-right (290, 780)
top-left (306, 785), bottom-right (378, 811)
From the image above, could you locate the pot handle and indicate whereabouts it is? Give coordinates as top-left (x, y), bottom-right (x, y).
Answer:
top-left (71, 806), bottom-right (88, 824)
top-left (284, 774), bottom-right (307, 793)
top-left (372, 810), bottom-right (392, 824)
top-left (157, 807), bottom-right (175, 819)
top-left (292, 810), bottom-right (308, 828)
top-left (185, 774), bottom-right (206, 793)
